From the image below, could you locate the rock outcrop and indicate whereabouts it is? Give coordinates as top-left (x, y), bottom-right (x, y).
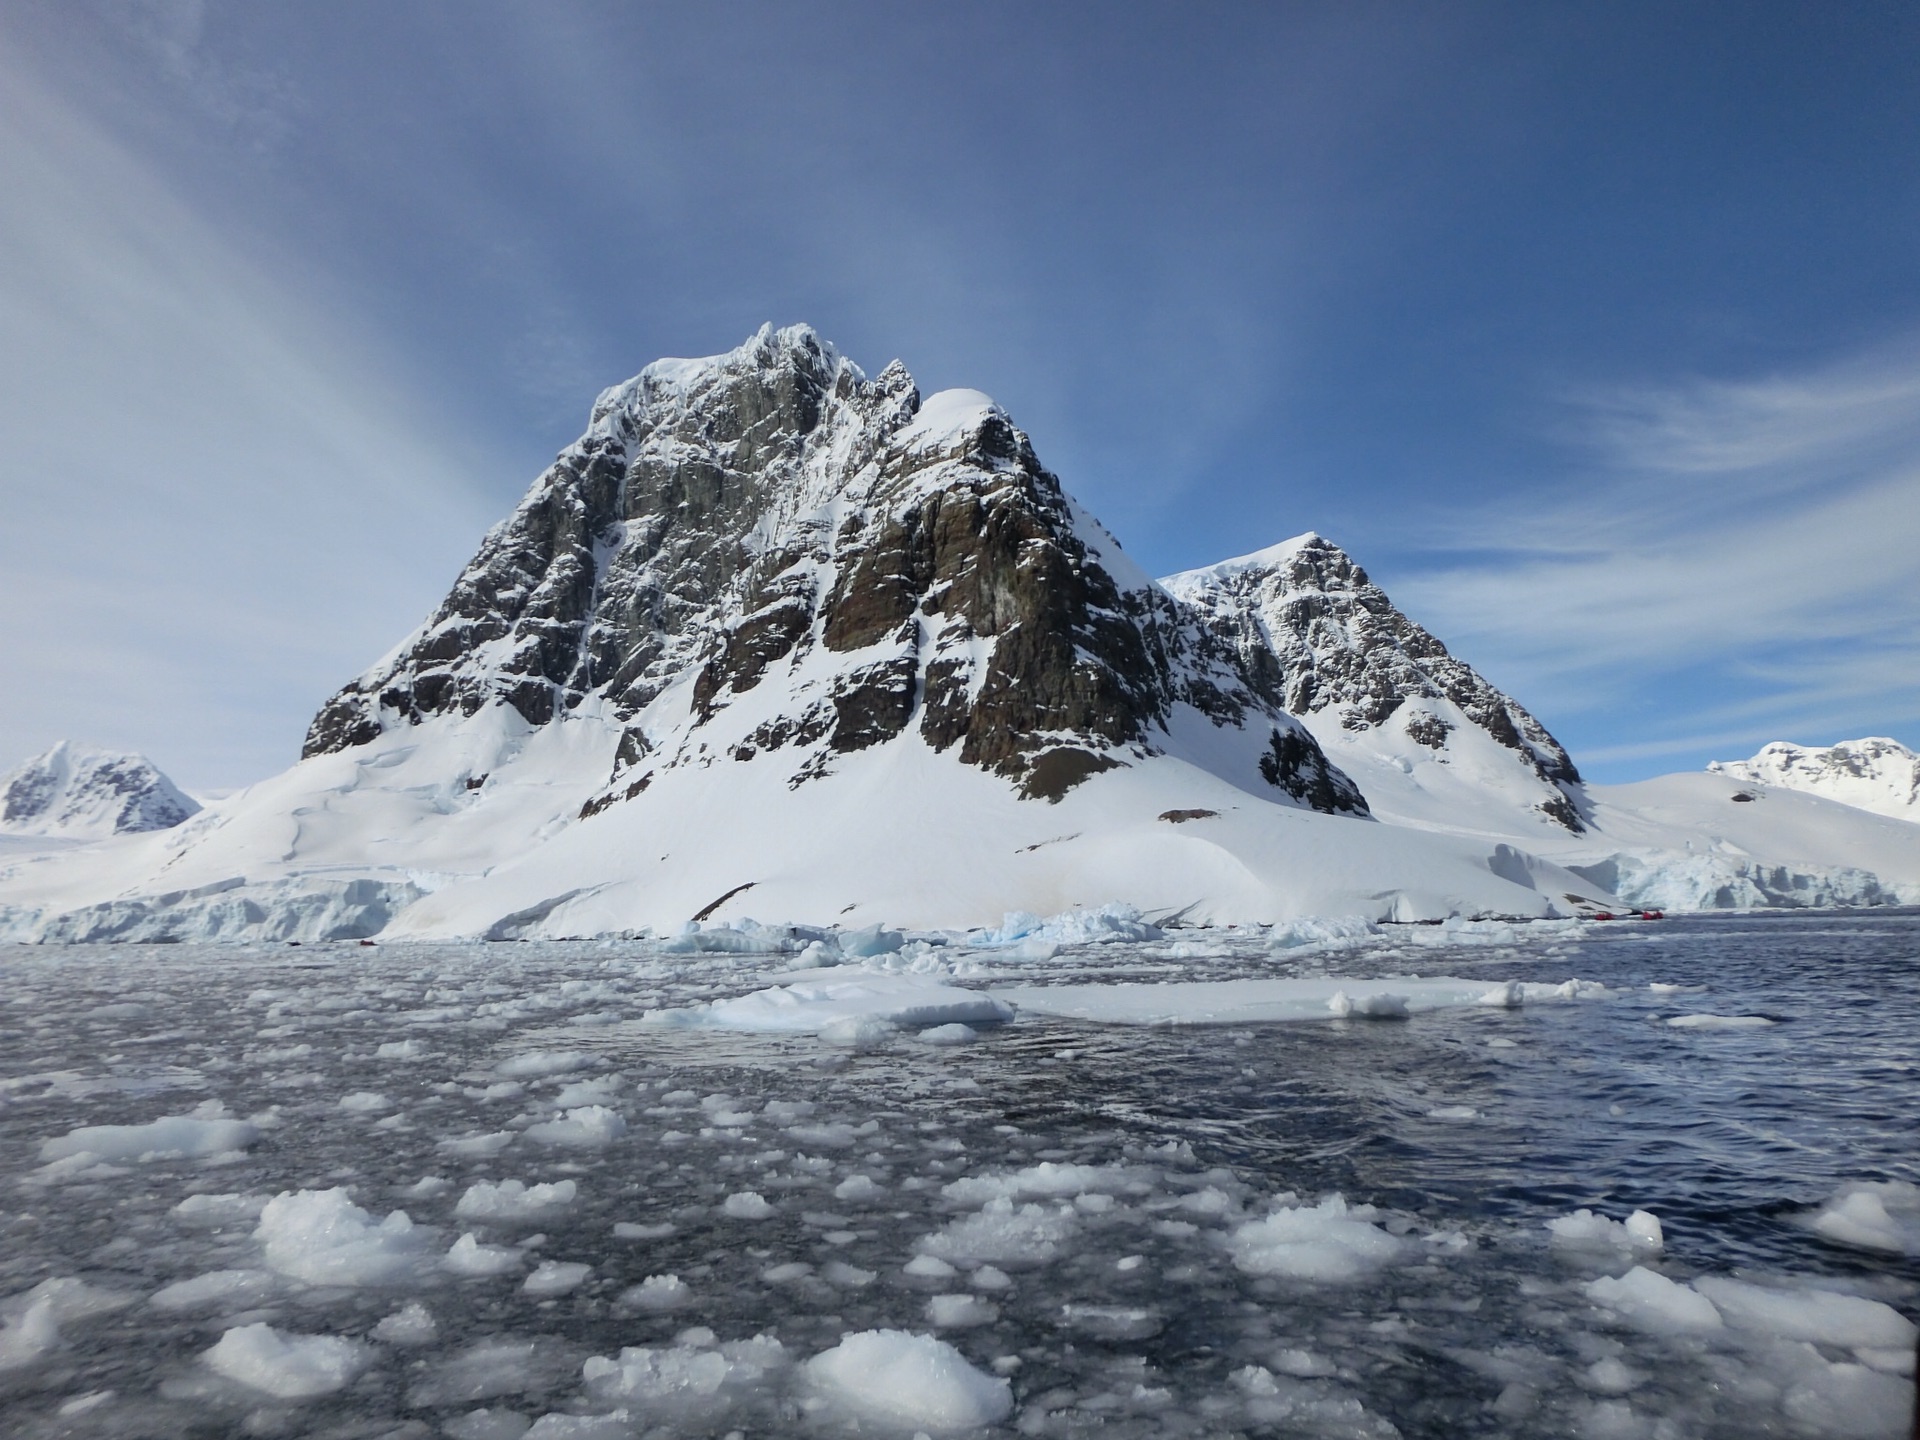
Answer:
top-left (306, 326), bottom-right (1366, 815)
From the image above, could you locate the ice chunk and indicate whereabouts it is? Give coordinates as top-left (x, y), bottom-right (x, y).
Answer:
top-left (446, 1233), bottom-right (523, 1276)
top-left (1666, 1013), bottom-right (1775, 1029)
top-left (522, 1261), bottom-right (591, 1296)
top-left (203, 1322), bottom-right (371, 1398)
top-left (645, 972), bottom-right (1012, 1035)
top-left (1583, 1267), bottom-right (1724, 1334)
top-left (581, 1334), bottom-right (787, 1423)
top-left (999, 974), bottom-right (1601, 1026)
top-left (1547, 1208), bottom-right (1664, 1256)
top-left (1328, 990), bottom-right (1408, 1018)
top-left (456, 1178), bottom-right (578, 1221)
top-left (0, 1293), bottom-right (60, 1370)
top-left (255, 1188), bottom-right (430, 1286)
top-left (1228, 1195), bottom-right (1406, 1281)
top-left (1796, 1180), bottom-right (1920, 1256)
top-left (40, 1101), bottom-right (259, 1162)
top-left (373, 1301), bottom-right (438, 1345)
top-left (904, 1255), bottom-right (958, 1280)
top-left (721, 1190), bottom-right (773, 1219)
top-left (927, 1293), bottom-right (998, 1328)
top-left (915, 1022), bottom-right (978, 1045)
top-left (619, 1274), bottom-right (689, 1311)
top-left (942, 1162), bottom-right (1138, 1206)
top-left (916, 1198), bottom-right (1077, 1266)
top-left (524, 1106), bottom-right (628, 1147)
top-left (804, 1329), bottom-right (1012, 1430)
top-left (496, 1050), bottom-right (596, 1078)
top-left (150, 1269), bottom-right (278, 1312)
top-left (834, 1174), bottom-right (883, 1202)
top-left (338, 1091), bottom-right (390, 1112)
top-left (1692, 1276), bottom-right (1917, 1350)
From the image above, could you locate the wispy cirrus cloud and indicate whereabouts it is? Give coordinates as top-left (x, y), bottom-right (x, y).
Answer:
top-left (1395, 339), bottom-right (1920, 775)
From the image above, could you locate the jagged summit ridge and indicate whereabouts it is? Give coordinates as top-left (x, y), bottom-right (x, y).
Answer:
top-left (1, 741), bottom-right (199, 838)
top-left (305, 326), bottom-right (1365, 814)
top-left (1163, 533), bottom-right (1585, 831)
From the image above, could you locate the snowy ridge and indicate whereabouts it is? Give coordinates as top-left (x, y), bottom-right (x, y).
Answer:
top-left (1708, 738), bottom-right (1920, 824)
top-left (0, 741), bottom-right (198, 838)
top-left (1162, 533), bottom-right (1586, 834)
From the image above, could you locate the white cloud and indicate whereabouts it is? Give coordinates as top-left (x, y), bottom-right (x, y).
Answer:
top-left (1395, 341), bottom-right (1920, 760)
top-left (0, 60), bottom-right (499, 789)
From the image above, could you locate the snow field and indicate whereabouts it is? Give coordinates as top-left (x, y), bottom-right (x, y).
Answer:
top-left (0, 929), bottom-right (1911, 1438)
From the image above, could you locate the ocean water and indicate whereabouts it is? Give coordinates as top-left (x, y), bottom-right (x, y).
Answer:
top-left (0, 911), bottom-right (1914, 1438)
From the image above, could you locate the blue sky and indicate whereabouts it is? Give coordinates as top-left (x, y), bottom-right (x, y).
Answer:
top-left (3, 1), bottom-right (1917, 791)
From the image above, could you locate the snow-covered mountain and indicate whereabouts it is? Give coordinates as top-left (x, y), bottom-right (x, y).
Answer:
top-left (0, 741), bottom-right (198, 838)
top-left (305, 325), bottom-right (1363, 818)
top-left (1708, 739), bottom-right (1920, 825)
top-left (1, 327), bottom-right (1914, 942)
top-left (1163, 535), bottom-right (1586, 837)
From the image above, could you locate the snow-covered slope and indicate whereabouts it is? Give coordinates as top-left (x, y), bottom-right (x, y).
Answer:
top-left (1, 741), bottom-right (198, 838)
top-left (2, 329), bottom-right (1914, 942)
top-left (1708, 738), bottom-right (1920, 824)
top-left (1162, 535), bottom-right (1586, 836)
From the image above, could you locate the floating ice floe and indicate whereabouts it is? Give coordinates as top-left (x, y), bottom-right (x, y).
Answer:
top-left (1666, 1012), bottom-right (1777, 1029)
top-left (804, 1329), bottom-right (1013, 1431)
top-left (1583, 1267), bottom-right (1724, 1334)
top-left (581, 1332), bottom-right (786, 1424)
top-left (641, 971), bottom-right (1014, 1037)
top-left (455, 1178), bottom-right (578, 1221)
top-left (1227, 1194), bottom-right (1407, 1281)
top-left (619, 1274), bottom-right (689, 1311)
top-left (255, 1188), bottom-right (433, 1286)
top-left (1795, 1180), bottom-right (1920, 1256)
top-left (1547, 1207), bottom-right (1664, 1257)
top-left (0, 1278), bottom-right (134, 1371)
top-left (995, 975), bottom-right (1606, 1026)
top-left (444, 1234), bottom-right (522, 1276)
top-left (39, 1100), bottom-right (259, 1164)
top-left (1692, 1275), bottom-right (1916, 1350)
top-left (204, 1323), bottom-right (372, 1399)
top-left (523, 1105), bottom-right (627, 1147)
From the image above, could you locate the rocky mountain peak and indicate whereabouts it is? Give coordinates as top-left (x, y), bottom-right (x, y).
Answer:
top-left (1, 741), bottom-right (199, 837)
top-left (304, 329), bottom-right (1367, 817)
top-left (1162, 533), bottom-right (1585, 831)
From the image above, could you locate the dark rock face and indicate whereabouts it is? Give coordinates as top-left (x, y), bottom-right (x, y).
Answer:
top-left (305, 326), bottom-right (1365, 816)
top-left (1164, 535), bottom-right (1585, 831)
top-left (0, 742), bottom-right (199, 836)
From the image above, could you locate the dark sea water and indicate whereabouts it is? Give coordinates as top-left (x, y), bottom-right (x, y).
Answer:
top-left (0, 911), bottom-right (1914, 1438)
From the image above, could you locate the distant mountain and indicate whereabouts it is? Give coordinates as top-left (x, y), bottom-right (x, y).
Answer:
top-left (1709, 739), bottom-right (1920, 824)
top-left (1163, 535), bottom-right (1586, 833)
top-left (0, 741), bottom-right (199, 838)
